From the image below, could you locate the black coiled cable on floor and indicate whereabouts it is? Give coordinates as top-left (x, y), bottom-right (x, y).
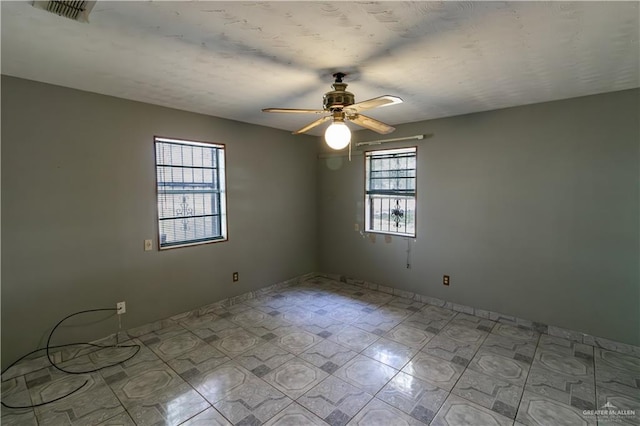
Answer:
top-left (1, 308), bottom-right (141, 409)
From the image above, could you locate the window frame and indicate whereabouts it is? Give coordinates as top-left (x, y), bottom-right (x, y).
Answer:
top-left (364, 146), bottom-right (417, 238)
top-left (153, 136), bottom-right (228, 250)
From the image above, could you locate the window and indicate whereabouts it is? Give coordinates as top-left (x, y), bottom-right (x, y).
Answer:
top-left (154, 137), bottom-right (227, 249)
top-left (365, 147), bottom-right (417, 237)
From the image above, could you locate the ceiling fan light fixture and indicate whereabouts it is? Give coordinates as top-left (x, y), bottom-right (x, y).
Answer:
top-left (262, 72), bottom-right (402, 140)
top-left (324, 121), bottom-right (351, 150)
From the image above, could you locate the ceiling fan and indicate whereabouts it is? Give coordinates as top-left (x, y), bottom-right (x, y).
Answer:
top-left (262, 72), bottom-right (403, 149)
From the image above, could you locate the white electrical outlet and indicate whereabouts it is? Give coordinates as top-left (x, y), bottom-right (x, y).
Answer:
top-left (117, 301), bottom-right (126, 315)
top-left (144, 239), bottom-right (152, 251)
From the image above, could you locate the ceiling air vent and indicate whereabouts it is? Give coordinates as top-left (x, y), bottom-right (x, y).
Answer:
top-left (32, 1), bottom-right (97, 23)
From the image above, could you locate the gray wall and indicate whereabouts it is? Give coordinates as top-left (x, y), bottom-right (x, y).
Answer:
top-left (1, 76), bottom-right (317, 367)
top-left (318, 89), bottom-right (640, 346)
top-left (2, 76), bottom-right (638, 370)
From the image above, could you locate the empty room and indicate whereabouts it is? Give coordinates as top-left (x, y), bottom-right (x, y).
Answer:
top-left (1, 1), bottom-right (638, 425)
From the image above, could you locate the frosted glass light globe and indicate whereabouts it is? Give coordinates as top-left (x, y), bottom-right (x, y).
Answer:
top-left (324, 122), bottom-right (351, 150)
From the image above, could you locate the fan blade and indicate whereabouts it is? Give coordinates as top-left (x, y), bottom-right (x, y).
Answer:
top-left (262, 108), bottom-right (327, 114)
top-left (344, 95), bottom-right (403, 113)
top-left (293, 116), bottom-right (332, 134)
top-left (350, 114), bottom-right (396, 134)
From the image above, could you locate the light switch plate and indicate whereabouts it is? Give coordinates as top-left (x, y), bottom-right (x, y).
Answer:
top-left (144, 239), bottom-right (152, 251)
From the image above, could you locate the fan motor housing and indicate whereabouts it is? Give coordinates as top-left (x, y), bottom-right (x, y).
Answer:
top-left (323, 82), bottom-right (355, 111)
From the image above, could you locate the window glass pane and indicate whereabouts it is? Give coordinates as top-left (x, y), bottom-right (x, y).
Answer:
top-left (368, 196), bottom-right (415, 235)
top-left (159, 216), bottom-right (222, 247)
top-left (366, 149), bottom-right (416, 196)
top-left (365, 147), bottom-right (416, 237)
top-left (155, 137), bottom-right (227, 249)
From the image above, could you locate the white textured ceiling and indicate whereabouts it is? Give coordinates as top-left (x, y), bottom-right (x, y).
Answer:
top-left (2, 1), bottom-right (639, 135)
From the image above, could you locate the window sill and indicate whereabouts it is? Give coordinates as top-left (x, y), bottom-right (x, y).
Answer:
top-left (364, 230), bottom-right (416, 239)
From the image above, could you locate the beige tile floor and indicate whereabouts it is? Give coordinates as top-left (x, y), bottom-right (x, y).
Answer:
top-left (2, 276), bottom-right (639, 425)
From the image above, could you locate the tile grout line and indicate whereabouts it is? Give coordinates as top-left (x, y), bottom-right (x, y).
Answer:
top-left (591, 343), bottom-right (598, 422)
top-left (171, 318), bottom-right (259, 425)
top-left (512, 332), bottom-right (542, 424)
top-left (163, 326), bottom-right (222, 426)
top-left (290, 366), bottom-right (340, 425)
top-left (349, 299), bottom-right (457, 424)
top-left (132, 321), bottom-right (225, 425)
top-left (428, 320), bottom-right (493, 425)
top-left (100, 377), bottom-right (136, 426)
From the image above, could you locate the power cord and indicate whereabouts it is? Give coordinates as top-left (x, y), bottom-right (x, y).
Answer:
top-left (1, 308), bottom-right (141, 409)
